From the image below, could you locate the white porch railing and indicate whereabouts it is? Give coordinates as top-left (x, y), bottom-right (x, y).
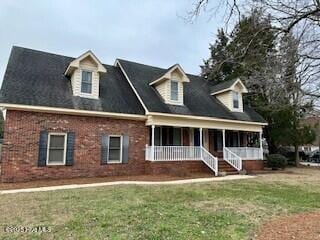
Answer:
top-left (146, 146), bottom-right (201, 161)
top-left (145, 145), bottom-right (218, 176)
top-left (227, 147), bottom-right (262, 160)
top-left (201, 147), bottom-right (218, 176)
top-left (223, 147), bottom-right (242, 171)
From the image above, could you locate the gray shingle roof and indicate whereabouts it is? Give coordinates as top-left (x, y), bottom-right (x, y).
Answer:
top-left (210, 79), bottom-right (239, 94)
top-left (0, 47), bottom-right (145, 115)
top-left (117, 59), bottom-right (266, 123)
top-left (0, 46), bottom-right (266, 124)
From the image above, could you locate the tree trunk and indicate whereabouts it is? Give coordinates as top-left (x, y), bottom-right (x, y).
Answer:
top-left (265, 127), bottom-right (278, 154)
top-left (294, 145), bottom-right (300, 167)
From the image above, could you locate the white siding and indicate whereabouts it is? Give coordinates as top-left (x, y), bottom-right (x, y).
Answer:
top-left (80, 57), bottom-right (98, 69)
top-left (216, 89), bottom-right (244, 112)
top-left (216, 91), bottom-right (233, 110)
top-left (155, 81), bottom-right (168, 100)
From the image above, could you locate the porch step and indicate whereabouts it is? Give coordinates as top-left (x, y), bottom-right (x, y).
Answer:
top-left (218, 159), bottom-right (238, 175)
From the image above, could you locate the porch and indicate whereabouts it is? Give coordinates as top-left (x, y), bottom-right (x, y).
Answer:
top-left (145, 126), bottom-right (264, 175)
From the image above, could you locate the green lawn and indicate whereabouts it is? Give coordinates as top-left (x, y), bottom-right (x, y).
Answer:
top-left (1, 168), bottom-right (320, 240)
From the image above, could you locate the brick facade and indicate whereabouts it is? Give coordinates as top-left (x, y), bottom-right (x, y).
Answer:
top-left (0, 110), bottom-right (264, 183)
top-left (145, 161), bottom-right (212, 176)
top-left (242, 160), bottom-right (264, 172)
top-left (0, 110), bottom-right (214, 183)
top-left (0, 110), bottom-right (149, 182)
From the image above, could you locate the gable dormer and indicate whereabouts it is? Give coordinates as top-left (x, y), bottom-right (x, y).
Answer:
top-left (211, 78), bottom-right (248, 112)
top-left (149, 64), bottom-right (190, 105)
top-left (65, 51), bottom-right (106, 99)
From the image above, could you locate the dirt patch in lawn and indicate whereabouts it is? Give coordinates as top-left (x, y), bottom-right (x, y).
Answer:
top-left (255, 211), bottom-right (320, 240)
top-left (0, 173), bottom-right (214, 190)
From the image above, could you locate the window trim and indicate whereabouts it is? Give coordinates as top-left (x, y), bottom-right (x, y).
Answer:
top-left (46, 133), bottom-right (67, 166)
top-left (80, 69), bottom-right (93, 94)
top-left (232, 91), bottom-right (240, 110)
top-left (107, 135), bottom-right (123, 163)
top-left (170, 80), bottom-right (179, 101)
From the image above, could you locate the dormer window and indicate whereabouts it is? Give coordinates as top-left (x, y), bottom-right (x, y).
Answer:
top-left (64, 50), bottom-right (107, 99)
top-left (170, 80), bottom-right (179, 101)
top-left (149, 64), bottom-right (190, 106)
top-left (232, 91), bottom-right (239, 109)
top-left (81, 70), bottom-right (93, 94)
top-left (211, 78), bottom-right (248, 112)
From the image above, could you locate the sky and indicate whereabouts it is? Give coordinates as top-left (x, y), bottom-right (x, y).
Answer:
top-left (0, 0), bottom-right (222, 84)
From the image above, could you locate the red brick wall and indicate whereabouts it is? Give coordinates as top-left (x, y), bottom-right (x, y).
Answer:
top-left (242, 160), bottom-right (264, 172)
top-left (0, 110), bottom-right (261, 183)
top-left (0, 110), bottom-right (149, 182)
top-left (145, 161), bottom-right (212, 176)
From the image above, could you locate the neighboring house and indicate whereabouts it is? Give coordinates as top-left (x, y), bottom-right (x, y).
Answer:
top-left (0, 47), bottom-right (267, 182)
top-left (301, 116), bottom-right (320, 153)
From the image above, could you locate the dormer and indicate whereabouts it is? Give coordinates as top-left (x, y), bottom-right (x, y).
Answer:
top-left (149, 64), bottom-right (190, 105)
top-left (211, 78), bottom-right (248, 112)
top-left (65, 51), bottom-right (106, 99)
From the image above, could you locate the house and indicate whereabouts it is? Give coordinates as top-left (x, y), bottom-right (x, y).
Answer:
top-left (0, 46), bottom-right (267, 182)
top-left (301, 116), bottom-right (320, 153)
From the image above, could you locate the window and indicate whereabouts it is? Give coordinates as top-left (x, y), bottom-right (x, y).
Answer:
top-left (47, 133), bottom-right (67, 165)
top-left (232, 91), bottom-right (240, 109)
top-left (108, 136), bottom-right (122, 163)
top-left (170, 80), bottom-right (179, 101)
top-left (81, 70), bottom-right (92, 94)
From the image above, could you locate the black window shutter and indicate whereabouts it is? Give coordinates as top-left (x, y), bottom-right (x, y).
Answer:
top-left (101, 134), bottom-right (109, 165)
top-left (122, 135), bottom-right (129, 164)
top-left (38, 130), bottom-right (48, 167)
top-left (66, 132), bottom-right (75, 166)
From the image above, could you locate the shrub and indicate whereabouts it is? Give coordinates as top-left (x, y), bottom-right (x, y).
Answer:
top-left (267, 154), bottom-right (288, 170)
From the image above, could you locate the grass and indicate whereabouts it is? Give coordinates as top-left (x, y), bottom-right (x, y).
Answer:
top-left (1, 168), bottom-right (320, 239)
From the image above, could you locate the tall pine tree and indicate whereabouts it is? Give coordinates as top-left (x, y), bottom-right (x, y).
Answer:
top-left (201, 29), bottom-right (232, 83)
top-left (201, 9), bottom-right (315, 160)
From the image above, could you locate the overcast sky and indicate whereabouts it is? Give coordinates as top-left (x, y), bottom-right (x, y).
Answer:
top-left (0, 0), bottom-right (222, 84)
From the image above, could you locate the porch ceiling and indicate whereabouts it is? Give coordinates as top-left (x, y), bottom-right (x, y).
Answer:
top-left (146, 114), bottom-right (264, 132)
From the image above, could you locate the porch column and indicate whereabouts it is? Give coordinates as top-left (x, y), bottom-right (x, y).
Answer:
top-left (222, 129), bottom-right (226, 149)
top-left (151, 125), bottom-right (155, 161)
top-left (200, 128), bottom-right (203, 158)
top-left (259, 131), bottom-right (263, 160)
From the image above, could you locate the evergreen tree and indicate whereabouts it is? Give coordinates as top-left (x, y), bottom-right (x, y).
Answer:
top-left (201, 9), bottom-right (276, 84)
top-left (201, 9), bottom-right (315, 162)
top-left (200, 29), bottom-right (232, 83)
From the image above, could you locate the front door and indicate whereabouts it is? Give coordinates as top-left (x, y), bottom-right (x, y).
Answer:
top-left (209, 130), bottom-right (223, 158)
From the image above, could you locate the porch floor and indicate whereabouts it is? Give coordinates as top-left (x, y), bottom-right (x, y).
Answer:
top-left (0, 173), bottom-right (214, 190)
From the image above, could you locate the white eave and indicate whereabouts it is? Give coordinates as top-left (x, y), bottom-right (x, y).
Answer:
top-left (64, 50), bottom-right (107, 76)
top-left (149, 64), bottom-right (190, 86)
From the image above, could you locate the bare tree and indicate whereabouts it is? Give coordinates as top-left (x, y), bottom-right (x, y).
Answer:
top-left (189, 0), bottom-right (320, 100)
top-left (190, 0), bottom-right (320, 163)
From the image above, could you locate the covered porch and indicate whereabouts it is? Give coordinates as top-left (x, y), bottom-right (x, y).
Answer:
top-left (145, 125), bottom-right (264, 174)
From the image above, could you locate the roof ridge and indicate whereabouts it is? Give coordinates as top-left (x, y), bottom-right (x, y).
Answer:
top-left (11, 47), bottom-right (204, 79)
top-left (117, 58), bottom-right (202, 79)
top-left (12, 46), bottom-right (119, 69)
top-left (12, 46), bottom-right (75, 60)
top-left (117, 58), bottom-right (166, 71)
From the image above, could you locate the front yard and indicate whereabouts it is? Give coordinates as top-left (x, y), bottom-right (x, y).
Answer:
top-left (1, 168), bottom-right (320, 239)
